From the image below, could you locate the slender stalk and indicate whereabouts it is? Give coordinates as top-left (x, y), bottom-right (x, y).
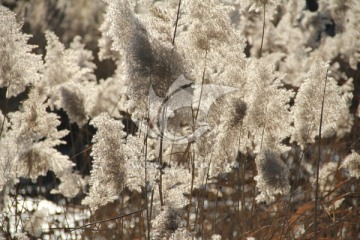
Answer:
top-left (0, 97), bottom-right (9, 138)
top-left (242, 134), bottom-right (249, 232)
top-left (195, 50), bottom-right (208, 121)
top-left (260, 124), bottom-right (265, 150)
top-left (68, 122), bottom-right (76, 159)
top-left (49, 208), bottom-right (146, 231)
top-left (259, 4), bottom-right (266, 58)
top-left (187, 151), bottom-right (195, 230)
top-left (249, 132), bottom-right (256, 230)
top-left (213, 186), bottom-right (220, 235)
top-left (149, 188), bottom-right (155, 221)
top-left (145, 100), bottom-right (151, 240)
top-left (236, 133), bottom-right (243, 235)
top-left (194, 182), bottom-right (200, 232)
top-left (14, 186), bottom-right (19, 233)
top-left (0, 81), bottom-right (11, 138)
top-left (172, 0), bottom-right (182, 46)
top-left (314, 69), bottom-right (328, 239)
top-left (158, 106), bottom-right (166, 206)
top-left (200, 155), bottom-right (213, 238)
top-left (121, 193), bottom-right (124, 239)
top-left (110, 94), bottom-right (123, 116)
top-left (279, 198), bottom-right (290, 239)
top-left (241, 154), bottom-right (246, 232)
top-left (187, 50), bottom-right (207, 230)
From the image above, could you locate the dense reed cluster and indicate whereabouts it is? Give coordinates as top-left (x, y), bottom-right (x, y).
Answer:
top-left (0, 0), bottom-right (360, 239)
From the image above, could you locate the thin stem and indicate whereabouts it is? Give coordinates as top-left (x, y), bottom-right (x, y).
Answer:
top-left (187, 151), bottom-right (195, 230)
top-left (121, 193), bottom-right (124, 239)
top-left (236, 133), bottom-right (243, 235)
top-left (149, 188), bottom-right (155, 221)
top-left (110, 93), bottom-right (123, 116)
top-left (158, 106), bottom-right (166, 206)
top-left (0, 81), bottom-right (11, 138)
top-left (314, 69), bottom-right (328, 239)
top-left (200, 152), bottom-right (213, 238)
top-left (259, 3), bottom-right (266, 58)
top-left (69, 122), bottom-right (76, 158)
top-left (0, 97), bottom-right (9, 138)
top-left (172, 0), bottom-right (182, 46)
top-left (279, 198), bottom-right (291, 239)
top-left (213, 186), bottom-right (220, 235)
top-left (49, 208), bottom-right (145, 232)
top-left (195, 50), bottom-right (208, 121)
top-left (145, 100), bottom-right (151, 240)
top-left (242, 133), bottom-right (249, 232)
top-left (187, 50), bottom-right (207, 230)
top-left (260, 124), bottom-right (265, 150)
